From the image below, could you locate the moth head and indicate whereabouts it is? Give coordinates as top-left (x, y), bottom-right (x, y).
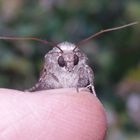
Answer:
top-left (54, 42), bottom-right (86, 72)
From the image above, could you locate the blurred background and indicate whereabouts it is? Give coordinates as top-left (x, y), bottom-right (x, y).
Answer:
top-left (0, 0), bottom-right (140, 139)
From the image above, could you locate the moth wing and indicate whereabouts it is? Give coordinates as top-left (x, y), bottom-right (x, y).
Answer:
top-left (25, 66), bottom-right (48, 92)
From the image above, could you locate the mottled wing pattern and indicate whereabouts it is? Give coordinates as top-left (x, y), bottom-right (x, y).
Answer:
top-left (26, 67), bottom-right (48, 92)
top-left (26, 68), bottom-right (60, 92)
top-left (86, 65), bottom-right (96, 96)
top-left (78, 65), bottom-right (96, 95)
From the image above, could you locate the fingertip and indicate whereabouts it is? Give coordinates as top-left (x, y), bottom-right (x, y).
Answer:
top-left (0, 88), bottom-right (107, 140)
top-left (26, 88), bottom-right (107, 140)
top-left (38, 89), bottom-right (107, 140)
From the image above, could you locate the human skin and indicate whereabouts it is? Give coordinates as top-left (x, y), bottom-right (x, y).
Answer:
top-left (0, 88), bottom-right (107, 140)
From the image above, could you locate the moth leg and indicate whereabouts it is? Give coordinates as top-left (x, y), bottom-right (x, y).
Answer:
top-left (86, 84), bottom-right (96, 96)
top-left (85, 65), bottom-right (97, 96)
top-left (75, 87), bottom-right (89, 93)
top-left (76, 86), bottom-right (79, 93)
top-left (25, 83), bottom-right (43, 92)
top-left (78, 87), bottom-right (91, 93)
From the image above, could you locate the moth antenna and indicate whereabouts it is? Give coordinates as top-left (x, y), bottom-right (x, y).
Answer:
top-left (0, 36), bottom-right (50, 44)
top-left (75, 21), bottom-right (138, 50)
top-left (0, 36), bottom-right (63, 53)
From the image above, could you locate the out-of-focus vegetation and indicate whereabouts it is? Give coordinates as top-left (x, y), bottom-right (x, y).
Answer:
top-left (0, 0), bottom-right (140, 139)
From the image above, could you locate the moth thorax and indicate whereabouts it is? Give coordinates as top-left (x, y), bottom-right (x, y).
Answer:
top-left (58, 42), bottom-right (76, 51)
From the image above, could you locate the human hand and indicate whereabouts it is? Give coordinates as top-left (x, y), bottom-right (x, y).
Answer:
top-left (0, 88), bottom-right (107, 140)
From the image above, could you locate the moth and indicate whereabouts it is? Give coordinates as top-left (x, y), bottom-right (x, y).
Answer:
top-left (0, 22), bottom-right (137, 95)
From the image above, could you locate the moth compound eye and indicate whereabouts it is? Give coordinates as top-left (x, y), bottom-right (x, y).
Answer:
top-left (74, 54), bottom-right (79, 65)
top-left (58, 56), bottom-right (65, 67)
